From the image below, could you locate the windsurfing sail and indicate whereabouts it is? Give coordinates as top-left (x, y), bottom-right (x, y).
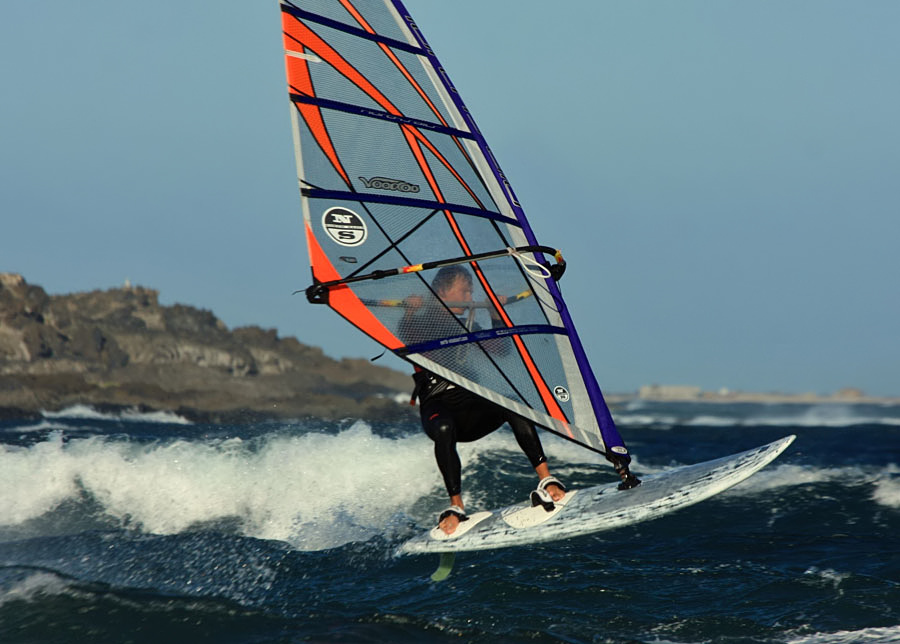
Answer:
top-left (280, 0), bottom-right (633, 467)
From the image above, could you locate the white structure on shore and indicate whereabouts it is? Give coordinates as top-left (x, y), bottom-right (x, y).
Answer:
top-left (637, 384), bottom-right (891, 404)
top-left (639, 385), bottom-right (702, 401)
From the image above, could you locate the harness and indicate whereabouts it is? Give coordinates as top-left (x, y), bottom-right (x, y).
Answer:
top-left (410, 367), bottom-right (455, 405)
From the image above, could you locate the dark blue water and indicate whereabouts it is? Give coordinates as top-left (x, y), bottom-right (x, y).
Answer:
top-left (2, 402), bottom-right (898, 643)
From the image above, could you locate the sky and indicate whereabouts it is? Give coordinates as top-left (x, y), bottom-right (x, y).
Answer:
top-left (2, 2), bottom-right (898, 397)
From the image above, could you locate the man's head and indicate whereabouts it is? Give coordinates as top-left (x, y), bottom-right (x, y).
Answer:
top-left (432, 266), bottom-right (473, 312)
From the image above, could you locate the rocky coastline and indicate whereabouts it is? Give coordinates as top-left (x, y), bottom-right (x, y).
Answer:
top-left (0, 273), bottom-right (414, 423)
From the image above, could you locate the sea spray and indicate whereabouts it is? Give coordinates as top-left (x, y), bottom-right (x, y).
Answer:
top-left (615, 402), bottom-right (900, 429)
top-left (0, 422), bottom-right (442, 548)
top-left (871, 465), bottom-right (900, 509)
top-left (42, 404), bottom-right (193, 424)
top-left (0, 431), bottom-right (77, 525)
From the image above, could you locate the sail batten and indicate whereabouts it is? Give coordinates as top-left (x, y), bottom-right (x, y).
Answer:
top-left (290, 93), bottom-right (476, 138)
top-left (281, 0), bottom-right (632, 461)
top-left (283, 4), bottom-right (424, 55)
top-left (397, 324), bottom-right (568, 357)
top-left (300, 189), bottom-right (519, 225)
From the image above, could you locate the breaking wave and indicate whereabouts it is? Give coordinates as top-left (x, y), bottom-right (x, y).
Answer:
top-left (0, 422), bottom-right (441, 550)
top-left (41, 404), bottom-right (193, 425)
top-left (2, 420), bottom-right (896, 556)
top-left (615, 401), bottom-right (900, 429)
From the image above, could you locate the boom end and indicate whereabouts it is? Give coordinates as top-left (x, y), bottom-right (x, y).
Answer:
top-left (306, 282), bottom-right (328, 304)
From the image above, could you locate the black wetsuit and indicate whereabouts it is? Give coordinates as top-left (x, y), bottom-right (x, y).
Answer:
top-left (414, 371), bottom-right (547, 497)
top-left (401, 298), bottom-right (548, 498)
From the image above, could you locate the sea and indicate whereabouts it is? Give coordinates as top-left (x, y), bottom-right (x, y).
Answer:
top-left (1, 400), bottom-right (898, 643)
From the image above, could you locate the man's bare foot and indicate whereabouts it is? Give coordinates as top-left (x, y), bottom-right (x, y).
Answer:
top-left (439, 514), bottom-right (460, 535)
top-left (545, 483), bottom-right (566, 502)
top-left (438, 500), bottom-right (466, 535)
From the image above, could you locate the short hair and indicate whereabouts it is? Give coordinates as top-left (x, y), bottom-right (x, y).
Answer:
top-left (431, 265), bottom-right (472, 295)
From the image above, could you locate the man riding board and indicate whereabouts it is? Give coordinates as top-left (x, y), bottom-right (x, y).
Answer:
top-left (400, 266), bottom-right (567, 535)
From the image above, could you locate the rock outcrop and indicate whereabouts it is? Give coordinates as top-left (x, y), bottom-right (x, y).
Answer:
top-left (0, 273), bottom-right (413, 422)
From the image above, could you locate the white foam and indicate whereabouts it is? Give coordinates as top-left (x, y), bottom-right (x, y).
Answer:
top-left (0, 571), bottom-right (75, 607)
top-left (375, 391), bottom-right (412, 405)
top-left (40, 404), bottom-right (100, 419)
top-left (745, 405), bottom-right (900, 427)
top-left (0, 431), bottom-right (81, 525)
top-left (3, 419), bottom-right (893, 552)
top-left (788, 625), bottom-right (900, 644)
top-left (871, 465), bottom-right (900, 509)
top-left (803, 566), bottom-right (851, 592)
top-left (724, 463), bottom-right (847, 495)
top-left (615, 403), bottom-right (900, 429)
top-left (685, 414), bottom-right (744, 427)
top-left (0, 422), bottom-right (438, 550)
top-left (118, 408), bottom-right (193, 424)
top-left (615, 413), bottom-right (680, 427)
top-left (41, 404), bottom-right (192, 424)
top-left (0, 419), bottom-right (647, 550)
top-left (2, 419), bottom-right (69, 433)
top-left (721, 462), bottom-right (900, 513)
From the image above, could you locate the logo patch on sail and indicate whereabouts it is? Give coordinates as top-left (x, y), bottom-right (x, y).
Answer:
top-left (553, 386), bottom-right (570, 402)
top-left (322, 207), bottom-right (367, 247)
top-left (359, 176), bottom-right (420, 193)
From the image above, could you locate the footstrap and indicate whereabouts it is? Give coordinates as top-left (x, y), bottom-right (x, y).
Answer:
top-left (438, 505), bottom-right (468, 524)
top-left (531, 476), bottom-right (567, 511)
top-left (537, 475), bottom-right (567, 493)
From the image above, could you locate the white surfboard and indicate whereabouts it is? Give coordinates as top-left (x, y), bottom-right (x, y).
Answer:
top-left (399, 435), bottom-right (795, 555)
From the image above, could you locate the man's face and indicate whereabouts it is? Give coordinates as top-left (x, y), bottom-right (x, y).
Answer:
top-left (441, 275), bottom-right (473, 313)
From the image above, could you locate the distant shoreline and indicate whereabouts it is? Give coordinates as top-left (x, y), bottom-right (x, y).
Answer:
top-left (4, 273), bottom-right (896, 422)
top-left (608, 385), bottom-right (899, 405)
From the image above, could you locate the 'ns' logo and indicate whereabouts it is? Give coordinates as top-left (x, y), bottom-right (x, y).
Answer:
top-left (322, 207), bottom-right (367, 247)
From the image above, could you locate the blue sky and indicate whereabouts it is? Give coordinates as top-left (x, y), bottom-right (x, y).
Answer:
top-left (2, 2), bottom-right (898, 396)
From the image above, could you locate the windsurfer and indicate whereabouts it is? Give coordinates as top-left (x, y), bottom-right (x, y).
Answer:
top-left (400, 266), bottom-right (566, 535)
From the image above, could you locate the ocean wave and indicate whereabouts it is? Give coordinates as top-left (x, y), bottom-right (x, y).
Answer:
top-left (2, 419), bottom-right (893, 553)
top-left (0, 421), bottom-right (646, 550)
top-left (723, 463), bottom-right (849, 494)
top-left (0, 569), bottom-right (76, 607)
top-left (456, 428), bottom-right (659, 480)
top-left (872, 466), bottom-right (900, 509)
top-left (0, 422), bottom-right (438, 550)
top-left (722, 462), bottom-right (900, 510)
top-left (41, 404), bottom-right (192, 425)
top-left (735, 411), bottom-right (900, 428)
top-left (615, 405), bottom-right (900, 429)
top-left (787, 625), bottom-right (900, 644)
top-left (1, 419), bottom-right (70, 434)
top-left (614, 413), bottom-right (681, 427)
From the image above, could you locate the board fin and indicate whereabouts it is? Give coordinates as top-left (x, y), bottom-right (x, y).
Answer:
top-left (430, 553), bottom-right (456, 582)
